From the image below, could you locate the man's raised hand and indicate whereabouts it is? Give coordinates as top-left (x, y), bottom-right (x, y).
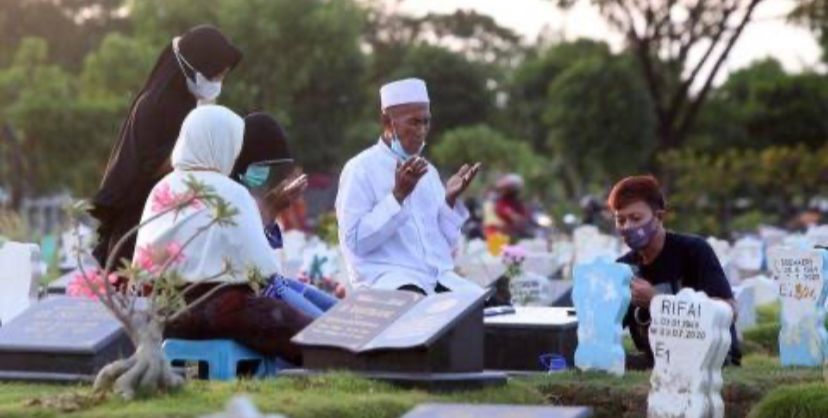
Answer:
top-left (445, 162), bottom-right (481, 207)
top-left (393, 157), bottom-right (428, 203)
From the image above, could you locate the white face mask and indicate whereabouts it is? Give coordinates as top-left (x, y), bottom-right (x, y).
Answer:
top-left (186, 72), bottom-right (222, 103)
top-left (172, 37), bottom-right (223, 103)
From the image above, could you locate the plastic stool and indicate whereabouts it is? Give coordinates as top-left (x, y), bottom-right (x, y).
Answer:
top-left (263, 356), bottom-right (294, 376)
top-left (162, 339), bottom-right (266, 380)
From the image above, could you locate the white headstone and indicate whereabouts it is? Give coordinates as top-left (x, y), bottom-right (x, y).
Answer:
top-left (732, 236), bottom-right (763, 271)
top-left (732, 282), bottom-right (757, 333)
top-left (455, 252), bottom-right (506, 288)
top-left (748, 275), bottom-right (779, 306)
top-left (768, 247), bottom-right (828, 367)
top-left (758, 225), bottom-right (788, 249)
top-left (510, 271), bottom-right (554, 306)
top-left (0, 242), bottom-right (41, 326)
top-left (806, 225), bottom-right (828, 248)
top-left (706, 237), bottom-right (731, 270)
top-left (647, 288), bottom-right (733, 418)
top-left (58, 224), bottom-right (96, 271)
top-left (522, 252), bottom-right (560, 278)
top-left (573, 225), bottom-right (622, 266)
top-left (517, 238), bottom-right (548, 253)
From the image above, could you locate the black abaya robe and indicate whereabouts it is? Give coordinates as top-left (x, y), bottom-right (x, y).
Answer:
top-left (90, 25), bottom-right (242, 267)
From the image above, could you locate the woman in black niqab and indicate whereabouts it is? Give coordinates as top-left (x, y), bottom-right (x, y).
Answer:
top-left (90, 25), bottom-right (242, 268)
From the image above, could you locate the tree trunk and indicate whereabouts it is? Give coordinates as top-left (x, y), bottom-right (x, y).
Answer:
top-left (93, 315), bottom-right (183, 400)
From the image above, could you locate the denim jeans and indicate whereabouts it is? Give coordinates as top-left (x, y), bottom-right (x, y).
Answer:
top-left (264, 275), bottom-right (337, 319)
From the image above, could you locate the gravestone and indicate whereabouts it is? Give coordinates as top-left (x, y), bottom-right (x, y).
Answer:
top-left (455, 252), bottom-right (506, 288)
top-left (290, 288), bottom-right (504, 387)
top-left (0, 242), bottom-right (41, 326)
top-left (732, 237), bottom-right (764, 272)
top-left (749, 274), bottom-right (779, 306)
top-left (0, 296), bottom-right (133, 382)
top-left (708, 295), bottom-right (732, 418)
top-left (572, 259), bottom-right (632, 375)
top-left (767, 247), bottom-right (828, 367)
top-left (573, 226), bottom-right (620, 266)
top-left (510, 271), bottom-right (555, 306)
top-left (806, 225), bottom-right (828, 248)
top-left (58, 225), bottom-right (96, 273)
top-left (647, 289), bottom-right (733, 418)
top-left (706, 237), bottom-right (731, 270)
top-left (732, 282), bottom-right (757, 333)
top-left (401, 403), bottom-right (593, 418)
top-left (517, 238), bottom-right (548, 253)
top-left (523, 252), bottom-right (561, 278)
top-left (484, 306), bottom-right (578, 371)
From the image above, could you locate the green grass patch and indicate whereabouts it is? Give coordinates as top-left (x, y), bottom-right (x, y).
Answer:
top-left (0, 355), bottom-right (821, 418)
top-left (756, 303), bottom-right (780, 325)
top-left (749, 383), bottom-right (828, 418)
top-left (0, 373), bottom-right (547, 418)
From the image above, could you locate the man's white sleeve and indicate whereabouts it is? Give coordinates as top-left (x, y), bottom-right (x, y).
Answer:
top-left (438, 198), bottom-right (469, 250)
top-left (337, 164), bottom-right (408, 256)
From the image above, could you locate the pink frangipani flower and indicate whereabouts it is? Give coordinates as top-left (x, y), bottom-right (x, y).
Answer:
top-left (151, 182), bottom-right (203, 214)
top-left (134, 241), bottom-right (187, 274)
top-left (66, 269), bottom-right (118, 299)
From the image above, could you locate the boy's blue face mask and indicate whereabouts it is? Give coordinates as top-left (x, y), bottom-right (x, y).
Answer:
top-left (239, 159), bottom-right (294, 189)
top-left (241, 164), bottom-right (270, 188)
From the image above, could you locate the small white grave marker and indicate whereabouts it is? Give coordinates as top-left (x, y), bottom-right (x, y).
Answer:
top-left (647, 288), bottom-right (733, 418)
top-left (0, 242), bottom-right (41, 326)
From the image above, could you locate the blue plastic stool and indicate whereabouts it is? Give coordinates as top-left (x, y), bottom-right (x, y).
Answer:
top-left (162, 339), bottom-right (267, 380)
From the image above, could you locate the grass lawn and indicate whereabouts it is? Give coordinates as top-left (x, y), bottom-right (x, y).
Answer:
top-left (1, 303), bottom-right (825, 417)
top-left (0, 353), bottom-right (823, 418)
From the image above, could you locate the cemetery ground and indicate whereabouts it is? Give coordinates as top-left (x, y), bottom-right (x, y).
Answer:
top-left (0, 307), bottom-right (826, 418)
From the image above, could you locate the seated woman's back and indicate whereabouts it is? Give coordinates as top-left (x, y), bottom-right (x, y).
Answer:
top-left (134, 105), bottom-right (279, 283)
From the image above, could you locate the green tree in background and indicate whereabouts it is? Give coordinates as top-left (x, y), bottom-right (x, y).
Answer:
top-left (791, 0), bottom-right (828, 63)
top-left (390, 45), bottom-right (494, 141)
top-left (544, 52), bottom-right (657, 199)
top-left (506, 39), bottom-right (610, 151)
top-left (131, 0), bottom-right (369, 172)
top-left (430, 124), bottom-right (549, 196)
top-left (80, 33), bottom-right (157, 102)
top-left (555, 0), bottom-right (766, 164)
top-left (662, 144), bottom-right (828, 236)
top-left (0, 38), bottom-right (121, 199)
top-left (0, 0), bottom-right (128, 69)
top-left (693, 58), bottom-right (828, 152)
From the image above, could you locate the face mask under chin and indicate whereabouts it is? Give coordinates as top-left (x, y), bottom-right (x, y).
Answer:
top-left (389, 133), bottom-right (425, 161)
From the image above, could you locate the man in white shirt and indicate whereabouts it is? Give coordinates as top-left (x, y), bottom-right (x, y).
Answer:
top-left (336, 78), bottom-right (482, 295)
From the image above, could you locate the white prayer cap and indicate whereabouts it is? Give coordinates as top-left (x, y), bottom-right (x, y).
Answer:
top-left (380, 78), bottom-right (429, 111)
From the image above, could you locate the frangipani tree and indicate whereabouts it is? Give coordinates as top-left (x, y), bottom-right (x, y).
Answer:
top-left (66, 176), bottom-right (268, 400)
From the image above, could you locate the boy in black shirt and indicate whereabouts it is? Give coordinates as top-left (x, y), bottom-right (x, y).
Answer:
top-left (608, 175), bottom-right (740, 369)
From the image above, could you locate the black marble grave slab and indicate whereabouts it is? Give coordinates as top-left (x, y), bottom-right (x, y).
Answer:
top-left (292, 288), bottom-right (493, 376)
top-left (0, 297), bottom-right (134, 382)
top-left (484, 307), bottom-right (578, 371)
top-left (401, 403), bottom-right (593, 418)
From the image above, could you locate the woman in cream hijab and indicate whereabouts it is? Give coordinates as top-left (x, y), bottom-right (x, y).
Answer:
top-left (134, 105), bottom-right (310, 363)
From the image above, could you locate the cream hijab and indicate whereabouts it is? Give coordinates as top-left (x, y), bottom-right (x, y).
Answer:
top-left (135, 105), bottom-right (280, 283)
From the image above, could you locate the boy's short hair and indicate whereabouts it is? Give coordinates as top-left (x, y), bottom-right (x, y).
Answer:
top-left (607, 175), bottom-right (666, 212)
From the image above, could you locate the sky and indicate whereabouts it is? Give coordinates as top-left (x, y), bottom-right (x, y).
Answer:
top-left (396, 0), bottom-right (824, 83)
